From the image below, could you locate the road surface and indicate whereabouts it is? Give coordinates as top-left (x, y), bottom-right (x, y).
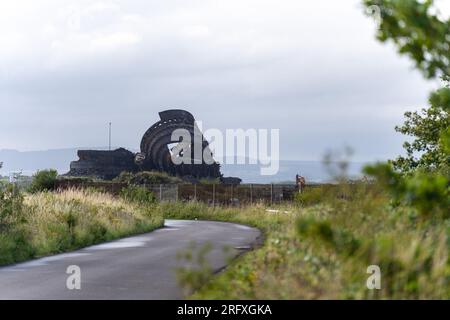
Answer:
top-left (0, 219), bottom-right (261, 300)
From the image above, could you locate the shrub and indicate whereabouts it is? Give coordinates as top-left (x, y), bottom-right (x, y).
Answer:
top-left (115, 171), bottom-right (183, 185)
top-left (59, 176), bottom-right (94, 183)
top-left (403, 171), bottom-right (449, 218)
top-left (120, 185), bottom-right (156, 205)
top-left (29, 169), bottom-right (58, 193)
top-left (0, 182), bottom-right (25, 230)
top-left (294, 186), bottom-right (327, 206)
top-left (364, 163), bottom-right (449, 219)
top-left (199, 178), bottom-right (220, 185)
top-left (296, 216), bottom-right (361, 257)
top-left (0, 229), bottom-right (35, 265)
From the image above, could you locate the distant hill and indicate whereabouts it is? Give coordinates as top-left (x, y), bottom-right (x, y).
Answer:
top-left (0, 148), bottom-right (366, 183)
top-left (0, 148), bottom-right (79, 176)
top-left (220, 160), bottom-right (365, 183)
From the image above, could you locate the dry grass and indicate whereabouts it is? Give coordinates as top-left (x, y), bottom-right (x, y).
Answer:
top-left (163, 185), bottom-right (449, 299)
top-left (0, 188), bottom-right (164, 265)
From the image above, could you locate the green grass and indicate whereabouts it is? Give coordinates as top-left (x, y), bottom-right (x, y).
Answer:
top-left (161, 183), bottom-right (449, 299)
top-left (0, 188), bottom-right (164, 266)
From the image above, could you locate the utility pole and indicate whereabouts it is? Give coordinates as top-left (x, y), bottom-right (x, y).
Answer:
top-left (108, 122), bottom-right (112, 151)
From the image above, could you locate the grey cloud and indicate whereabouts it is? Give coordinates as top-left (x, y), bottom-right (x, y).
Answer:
top-left (0, 0), bottom-right (442, 163)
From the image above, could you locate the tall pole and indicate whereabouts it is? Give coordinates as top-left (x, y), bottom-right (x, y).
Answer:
top-left (108, 122), bottom-right (112, 151)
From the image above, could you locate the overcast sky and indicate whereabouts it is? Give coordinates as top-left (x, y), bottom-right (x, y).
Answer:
top-left (1, 0), bottom-right (448, 161)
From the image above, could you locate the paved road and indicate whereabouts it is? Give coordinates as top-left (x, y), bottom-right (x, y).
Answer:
top-left (0, 220), bottom-right (260, 300)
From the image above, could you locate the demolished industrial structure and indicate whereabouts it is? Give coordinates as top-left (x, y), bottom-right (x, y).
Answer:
top-left (67, 109), bottom-right (229, 182)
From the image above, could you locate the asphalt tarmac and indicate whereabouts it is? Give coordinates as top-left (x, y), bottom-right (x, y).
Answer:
top-left (0, 219), bottom-right (261, 300)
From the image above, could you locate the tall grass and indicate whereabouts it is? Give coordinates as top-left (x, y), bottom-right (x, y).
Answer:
top-left (0, 188), bottom-right (164, 265)
top-left (164, 183), bottom-right (449, 299)
top-left (1, 182), bottom-right (447, 299)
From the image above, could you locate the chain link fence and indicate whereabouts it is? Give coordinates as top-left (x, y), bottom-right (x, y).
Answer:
top-left (145, 183), bottom-right (298, 205)
top-left (55, 180), bottom-right (299, 206)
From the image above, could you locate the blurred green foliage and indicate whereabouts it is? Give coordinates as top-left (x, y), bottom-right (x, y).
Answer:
top-left (363, 0), bottom-right (449, 218)
top-left (392, 87), bottom-right (449, 174)
top-left (364, 0), bottom-right (449, 80)
top-left (364, 163), bottom-right (449, 218)
top-left (364, 0), bottom-right (449, 173)
top-left (176, 242), bottom-right (214, 296)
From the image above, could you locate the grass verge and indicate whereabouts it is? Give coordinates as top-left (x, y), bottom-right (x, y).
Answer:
top-left (161, 184), bottom-right (449, 299)
top-left (1, 183), bottom-right (447, 299)
top-left (0, 188), bottom-right (164, 266)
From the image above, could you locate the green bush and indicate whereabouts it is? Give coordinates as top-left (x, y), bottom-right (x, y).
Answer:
top-left (403, 172), bottom-right (449, 218)
top-left (199, 178), bottom-right (220, 185)
top-left (364, 163), bottom-right (449, 219)
top-left (294, 187), bottom-right (327, 206)
top-left (115, 171), bottom-right (183, 185)
top-left (29, 169), bottom-right (58, 193)
top-left (0, 183), bottom-right (31, 265)
top-left (0, 229), bottom-right (35, 265)
top-left (120, 185), bottom-right (156, 205)
top-left (296, 216), bottom-right (361, 257)
top-left (0, 183), bottom-right (25, 230)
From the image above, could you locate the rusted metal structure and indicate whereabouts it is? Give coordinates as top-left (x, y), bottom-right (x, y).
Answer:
top-left (136, 109), bottom-right (221, 178)
top-left (67, 109), bottom-right (222, 180)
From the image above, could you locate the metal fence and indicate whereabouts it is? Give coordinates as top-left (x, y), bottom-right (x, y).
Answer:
top-left (168, 183), bottom-right (297, 205)
top-left (55, 180), bottom-right (299, 205)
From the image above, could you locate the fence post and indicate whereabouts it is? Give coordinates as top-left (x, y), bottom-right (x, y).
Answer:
top-left (250, 184), bottom-right (253, 204)
top-left (270, 184), bottom-right (274, 206)
top-left (194, 184), bottom-right (197, 201)
top-left (212, 183), bottom-right (215, 207)
top-left (230, 184), bottom-right (233, 205)
top-left (176, 184), bottom-right (179, 202)
top-left (159, 184), bottom-right (162, 201)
